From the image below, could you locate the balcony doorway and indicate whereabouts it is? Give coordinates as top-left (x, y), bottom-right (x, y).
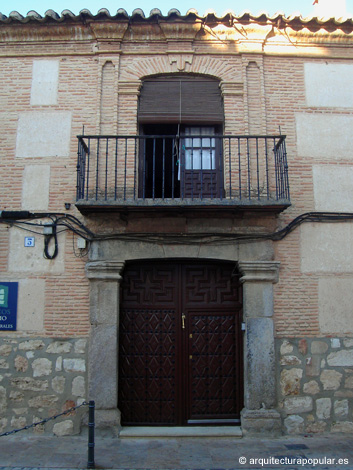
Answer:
top-left (139, 124), bottom-right (180, 199)
top-left (139, 124), bottom-right (223, 199)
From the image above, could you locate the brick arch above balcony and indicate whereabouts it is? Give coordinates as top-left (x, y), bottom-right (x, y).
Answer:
top-left (120, 56), bottom-right (171, 81)
top-left (120, 55), bottom-right (241, 82)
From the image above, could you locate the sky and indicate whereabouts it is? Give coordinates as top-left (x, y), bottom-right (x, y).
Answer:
top-left (1, 0), bottom-right (352, 17)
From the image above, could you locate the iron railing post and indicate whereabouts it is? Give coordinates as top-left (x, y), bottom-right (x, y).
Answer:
top-left (87, 400), bottom-right (95, 469)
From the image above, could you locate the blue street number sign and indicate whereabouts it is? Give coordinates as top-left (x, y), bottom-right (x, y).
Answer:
top-left (0, 282), bottom-right (18, 331)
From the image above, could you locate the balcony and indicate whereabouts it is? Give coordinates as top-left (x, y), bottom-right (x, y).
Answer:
top-left (76, 134), bottom-right (290, 214)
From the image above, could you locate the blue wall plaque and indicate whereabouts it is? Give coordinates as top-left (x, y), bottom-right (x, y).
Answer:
top-left (0, 282), bottom-right (18, 331)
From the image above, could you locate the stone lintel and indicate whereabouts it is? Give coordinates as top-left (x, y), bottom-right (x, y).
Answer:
top-left (241, 408), bottom-right (282, 436)
top-left (238, 261), bottom-right (280, 284)
top-left (85, 260), bottom-right (124, 280)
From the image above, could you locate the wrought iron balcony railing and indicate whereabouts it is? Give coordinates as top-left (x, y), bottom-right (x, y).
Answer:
top-left (76, 134), bottom-right (290, 213)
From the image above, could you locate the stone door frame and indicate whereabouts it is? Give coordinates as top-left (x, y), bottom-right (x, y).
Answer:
top-left (85, 240), bottom-right (281, 435)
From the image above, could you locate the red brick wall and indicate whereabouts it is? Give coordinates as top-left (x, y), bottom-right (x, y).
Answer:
top-left (0, 20), bottom-right (352, 340)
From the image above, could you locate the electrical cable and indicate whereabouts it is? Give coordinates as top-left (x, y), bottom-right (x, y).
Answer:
top-left (0, 212), bottom-right (93, 259)
top-left (43, 223), bottom-right (58, 260)
top-left (89, 211), bottom-right (353, 244)
top-left (2, 210), bottom-right (353, 257)
top-left (270, 212), bottom-right (353, 241)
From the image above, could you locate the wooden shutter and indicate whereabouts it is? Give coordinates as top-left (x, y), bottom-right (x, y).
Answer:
top-left (138, 75), bottom-right (224, 124)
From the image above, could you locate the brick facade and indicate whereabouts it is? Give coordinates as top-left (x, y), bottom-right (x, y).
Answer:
top-left (0, 9), bottom-right (353, 435)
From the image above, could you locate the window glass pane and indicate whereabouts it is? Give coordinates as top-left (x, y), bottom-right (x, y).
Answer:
top-left (183, 127), bottom-right (216, 170)
top-left (201, 127), bottom-right (214, 135)
top-left (185, 149), bottom-right (215, 170)
top-left (185, 149), bottom-right (192, 169)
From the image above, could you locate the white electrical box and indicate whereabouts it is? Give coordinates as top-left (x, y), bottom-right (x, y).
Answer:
top-left (43, 225), bottom-right (53, 235)
top-left (77, 238), bottom-right (86, 249)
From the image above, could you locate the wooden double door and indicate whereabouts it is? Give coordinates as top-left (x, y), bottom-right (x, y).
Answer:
top-left (118, 260), bottom-right (243, 426)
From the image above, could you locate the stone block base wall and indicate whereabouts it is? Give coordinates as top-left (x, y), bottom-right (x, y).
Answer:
top-left (0, 337), bottom-right (87, 436)
top-left (277, 338), bottom-right (353, 434)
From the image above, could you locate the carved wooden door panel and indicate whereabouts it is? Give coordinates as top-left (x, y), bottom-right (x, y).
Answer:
top-left (118, 263), bottom-right (179, 425)
top-left (181, 263), bottom-right (243, 424)
top-left (118, 261), bottom-right (242, 426)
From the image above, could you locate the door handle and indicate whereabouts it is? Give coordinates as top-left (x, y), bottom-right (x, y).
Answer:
top-left (181, 313), bottom-right (186, 329)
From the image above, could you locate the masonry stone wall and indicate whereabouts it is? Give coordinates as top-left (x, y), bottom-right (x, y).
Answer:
top-left (278, 338), bottom-right (353, 434)
top-left (0, 337), bottom-right (87, 436)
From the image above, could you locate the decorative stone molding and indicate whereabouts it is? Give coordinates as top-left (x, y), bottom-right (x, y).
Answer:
top-left (1, 18), bottom-right (353, 57)
top-left (117, 81), bottom-right (141, 95)
top-left (85, 261), bottom-right (124, 280)
top-left (238, 261), bottom-right (280, 284)
top-left (169, 54), bottom-right (194, 72)
top-left (90, 22), bottom-right (128, 41)
top-left (220, 81), bottom-right (243, 96)
top-left (159, 22), bottom-right (201, 42)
